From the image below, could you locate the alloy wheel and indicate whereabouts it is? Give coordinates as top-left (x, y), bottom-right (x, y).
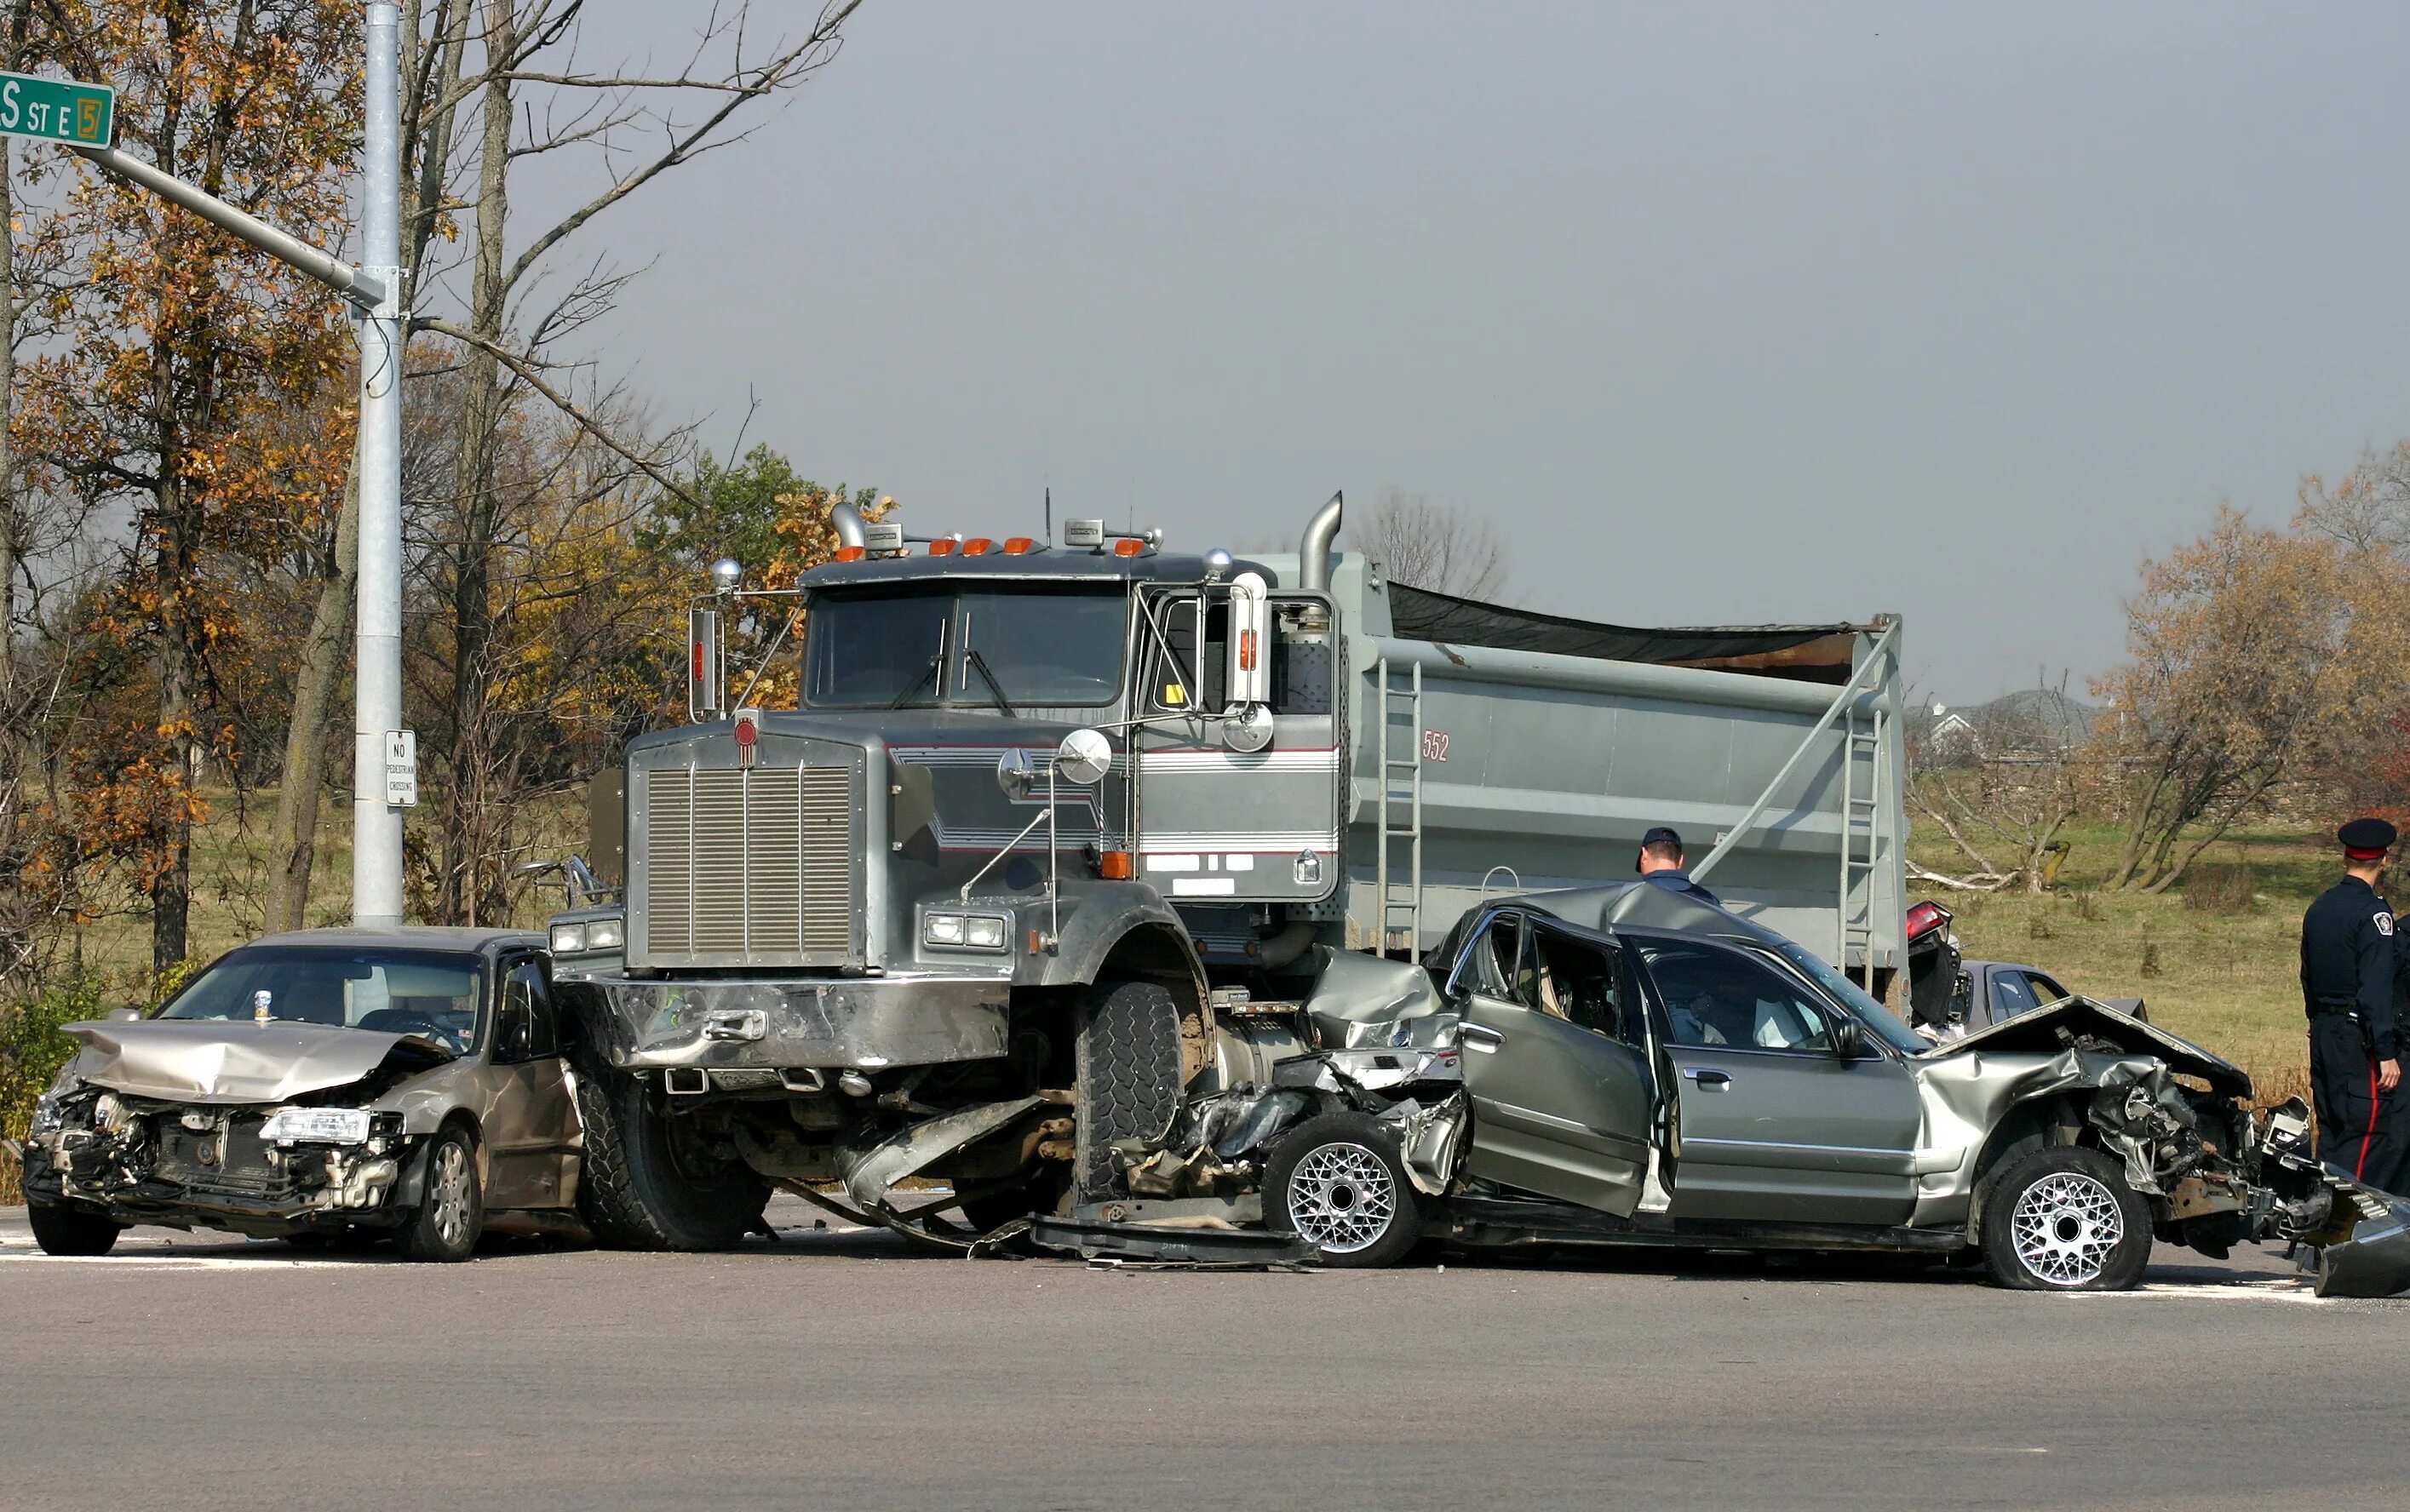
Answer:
top-left (428, 1141), bottom-right (473, 1248)
top-left (2009, 1170), bottom-right (2123, 1286)
top-left (1284, 1142), bottom-right (1398, 1255)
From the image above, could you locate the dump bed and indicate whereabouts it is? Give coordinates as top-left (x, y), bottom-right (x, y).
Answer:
top-left (1258, 554), bottom-right (1904, 982)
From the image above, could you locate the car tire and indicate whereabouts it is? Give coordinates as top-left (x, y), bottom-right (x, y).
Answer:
top-left (1264, 1113), bottom-right (1423, 1269)
top-left (1980, 1145), bottom-right (2152, 1292)
top-left (1073, 977), bottom-right (1185, 1200)
top-left (28, 1198), bottom-right (122, 1257)
top-left (572, 1058), bottom-right (769, 1251)
top-left (393, 1126), bottom-right (484, 1263)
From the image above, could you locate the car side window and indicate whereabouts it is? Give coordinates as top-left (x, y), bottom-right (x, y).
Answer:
top-left (1991, 971), bottom-right (2040, 1021)
top-left (2028, 973), bottom-right (2069, 1005)
top-left (498, 959), bottom-right (558, 1061)
top-left (1528, 924), bottom-right (1633, 1044)
top-left (1637, 940), bottom-right (1834, 1052)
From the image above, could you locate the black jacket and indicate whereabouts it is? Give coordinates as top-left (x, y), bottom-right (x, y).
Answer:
top-left (2300, 874), bottom-right (2400, 1061)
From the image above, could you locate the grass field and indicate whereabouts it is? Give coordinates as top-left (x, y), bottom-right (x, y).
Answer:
top-left (1908, 816), bottom-right (2328, 1105)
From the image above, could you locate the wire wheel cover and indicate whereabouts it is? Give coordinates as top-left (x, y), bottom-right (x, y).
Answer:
top-left (1286, 1143), bottom-right (1397, 1254)
top-left (2010, 1170), bottom-right (2123, 1286)
top-left (428, 1142), bottom-right (473, 1247)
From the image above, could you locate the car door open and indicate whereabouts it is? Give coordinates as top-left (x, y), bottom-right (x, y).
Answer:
top-left (1455, 911), bottom-right (1655, 1215)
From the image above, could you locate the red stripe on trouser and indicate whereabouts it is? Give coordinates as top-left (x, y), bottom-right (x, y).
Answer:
top-left (2358, 1061), bottom-right (2381, 1181)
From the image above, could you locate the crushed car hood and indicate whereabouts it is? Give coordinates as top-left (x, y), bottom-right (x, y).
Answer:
top-left (61, 1019), bottom-right (455, 1105)
top-left (1921, 996), bottom-right (2252, 1098)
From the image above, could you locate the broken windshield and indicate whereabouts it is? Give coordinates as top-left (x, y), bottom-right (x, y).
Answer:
top-left (156, 947), bottom-right (487, 1056)
top-left (804, 585), bottom-right (1128, 709)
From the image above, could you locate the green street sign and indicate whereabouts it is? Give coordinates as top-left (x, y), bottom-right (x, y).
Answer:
top-left (0, 70), bottom-right (112, 146)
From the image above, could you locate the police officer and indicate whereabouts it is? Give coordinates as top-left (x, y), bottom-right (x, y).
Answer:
top-left (1636, 826), bottom-right (1720, 906)
top-left (2300, 816), bottom-right (2403, 1183)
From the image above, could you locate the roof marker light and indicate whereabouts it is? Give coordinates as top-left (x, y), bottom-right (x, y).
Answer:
top-left (834, 546), bottom-right (864, 563)
top-left (928, 538), bottom-right (958, 556)
top-left (1002, 537), bottom-right (1036, 554)
top-left (1112, 538), bottom-right (1145, 557)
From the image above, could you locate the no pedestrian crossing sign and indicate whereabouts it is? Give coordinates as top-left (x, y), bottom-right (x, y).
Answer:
top-left (0, 70), bottom-right (113, 146)
top-left (384, 730), bottom-right (418, 808)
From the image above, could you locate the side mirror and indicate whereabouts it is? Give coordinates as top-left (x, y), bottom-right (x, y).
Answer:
top-left (686, 606), bottom-right (724, 721)
top-left (1054, 729), bottom-right (1112, 786)
top-left (107, 1005), bottom-right (141, 1022)
top-left (1831, 1017), bottom-right (1867, 1059)
top-left (1222, 702), bottom-right (1274, 754)
top-left (995, 747), bottom-right (1039, 802)
top-left (497, 1001), bottom-right (534, 1061)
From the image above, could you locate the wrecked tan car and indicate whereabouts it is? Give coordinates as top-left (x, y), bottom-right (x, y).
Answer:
top-left (1087, 885), bottom-right (2410, 1295)
top-left (12, 929), bottom-right (580, 1263)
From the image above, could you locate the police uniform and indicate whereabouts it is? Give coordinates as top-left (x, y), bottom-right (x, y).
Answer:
top-left (2300, 817), bottom-right (2402, 1184)
top-left (1636, 825), bottom-right (1721, 906)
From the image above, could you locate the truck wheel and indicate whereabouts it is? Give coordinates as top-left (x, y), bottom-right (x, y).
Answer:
top-left (393, 1125), bottom-right (484, 1263)
top-left (1074, 977), bottom-right (1185, 1199)
top-left (1980, 1146), bottom-right (2152, 1292)
top-left (1264, 1113), bottom-right (1422, 1269)
top-left (573, 1059), bottom-right (769, 1251)
top-left (28, 1198), bottom-right (122, 1257)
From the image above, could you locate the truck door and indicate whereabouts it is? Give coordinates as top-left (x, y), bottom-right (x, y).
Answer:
top-left (1630, 935), bottom-right (1920, 1228)
top-left (1455, 910), bottom-right (1653, 1215)
top-left (1129, 581), bottom-right (1342, 906)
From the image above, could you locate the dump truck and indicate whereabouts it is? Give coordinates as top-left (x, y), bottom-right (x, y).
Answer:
top-left (544, 495), bottom-right (1908, 1246)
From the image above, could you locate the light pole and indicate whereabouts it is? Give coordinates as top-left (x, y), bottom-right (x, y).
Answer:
top-left (352, 1), bottom-right (406, 926)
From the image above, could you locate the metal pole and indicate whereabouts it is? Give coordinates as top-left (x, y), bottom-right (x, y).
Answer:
top-left (352, 2), bottom-right (405, 925)
top-left (66, 143), bottom-right (385, 310)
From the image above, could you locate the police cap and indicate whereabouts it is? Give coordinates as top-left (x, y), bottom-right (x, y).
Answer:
top-left (2338, 816), bottom-right (2398, 860)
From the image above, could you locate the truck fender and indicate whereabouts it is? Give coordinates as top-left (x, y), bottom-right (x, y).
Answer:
top-left (1030, 878), bottom-right (1204, 995)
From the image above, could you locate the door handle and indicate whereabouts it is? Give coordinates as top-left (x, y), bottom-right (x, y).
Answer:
top-left (1683, 1068), bottom-right (1733, 1091)
top-left (1460, 1023), bottom-right (1506, 1051)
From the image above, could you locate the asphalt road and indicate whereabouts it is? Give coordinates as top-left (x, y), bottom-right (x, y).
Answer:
top-left (3, 1194), bottom-right (2404, 1512)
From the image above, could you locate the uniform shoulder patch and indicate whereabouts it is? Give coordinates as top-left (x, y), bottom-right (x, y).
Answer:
top-left (2378, 912), bottom-right (2396, 937)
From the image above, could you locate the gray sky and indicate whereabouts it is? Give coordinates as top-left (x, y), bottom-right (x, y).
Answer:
top-left (577, 2), bottom-right (2410, 702)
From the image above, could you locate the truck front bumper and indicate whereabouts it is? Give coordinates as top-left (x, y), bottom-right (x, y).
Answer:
top-left (575, 973), bottom-right (1012, 1073)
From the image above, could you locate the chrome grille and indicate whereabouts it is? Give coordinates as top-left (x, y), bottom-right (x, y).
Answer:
top-left (645, 763), bottom-right (855, 962)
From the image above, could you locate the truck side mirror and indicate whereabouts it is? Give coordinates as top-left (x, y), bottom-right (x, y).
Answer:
top-left (687, 606), bottom-right (725, 722)
top-left (1225, 571), bottom-right (1271, 709)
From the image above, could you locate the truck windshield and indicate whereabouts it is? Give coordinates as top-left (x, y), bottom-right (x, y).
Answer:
top-left (805, 585), bottom-right (1128, 709)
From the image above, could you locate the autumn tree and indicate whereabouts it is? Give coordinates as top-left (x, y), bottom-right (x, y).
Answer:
top-left (20, 0), bottom-right (361, 971)
top-left (2091, 509), bottom-right (2410, 891)
top-left (1350, 485), bottom-right (1509, 600)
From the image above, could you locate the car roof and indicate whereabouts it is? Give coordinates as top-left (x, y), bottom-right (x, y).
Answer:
top-left (232, 925), bottom-right (544, 954)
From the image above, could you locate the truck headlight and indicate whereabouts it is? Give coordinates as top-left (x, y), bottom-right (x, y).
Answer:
top-left (261, 1108), bottom-right (372, 1146)
top-left (550, 921), bottom-right (587, 954)
top-left (923, 911), bottom-right (1007, 951)
top-left (588, 918), bottom-right (624, 950)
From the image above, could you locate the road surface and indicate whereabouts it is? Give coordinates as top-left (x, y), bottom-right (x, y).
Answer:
top-left (3, 1195), bottom-right (2402, 1510)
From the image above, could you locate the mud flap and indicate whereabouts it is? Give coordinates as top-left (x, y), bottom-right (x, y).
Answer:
top-left (2310, 1184), bottom-right (2410, 1299)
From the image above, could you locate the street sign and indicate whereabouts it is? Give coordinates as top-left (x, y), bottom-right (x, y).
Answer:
top-left (383, 730), bottom-right (418, 808)
top-left (0, 71), bottom-right (113, 146)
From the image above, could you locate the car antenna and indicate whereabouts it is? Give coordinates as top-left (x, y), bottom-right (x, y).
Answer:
top-left (1044, 484), bottom-right (1051, 547)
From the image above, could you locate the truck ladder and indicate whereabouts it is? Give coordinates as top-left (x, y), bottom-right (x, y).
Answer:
top-left (1837, 701), bottom-right (1885, 988)
top-left (1374, 656), bottom-right (1424, 956)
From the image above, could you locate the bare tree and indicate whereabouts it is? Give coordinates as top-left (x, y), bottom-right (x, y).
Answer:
top-left (2297, 441), bottom-right (2410, 555)
top-left (1350, 485), bottom-right (1509, 601)
top-left (1908, 676), bottom-right (2088, 894)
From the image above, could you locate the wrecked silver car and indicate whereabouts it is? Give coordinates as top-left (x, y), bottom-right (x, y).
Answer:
top-left (13, 929), bottom-right (582, 1263)
top-left (1097, 885), bottom-right (2410, 1294)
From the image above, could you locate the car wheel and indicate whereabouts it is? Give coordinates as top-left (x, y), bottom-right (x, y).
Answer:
top-left (1073, 977), bottom-right (1185, 1200)
top-left (571, 1057), bottom-right (769, 1251)
top-left (394, 1126), bottom-right (484, 1263)
top-left (1980, 1145), bottom-right (2152, 1292)
top-left (1264, 1113), bottom-right (1422, 1269)
top-left (28, 1198), bottom-right (123, 1257)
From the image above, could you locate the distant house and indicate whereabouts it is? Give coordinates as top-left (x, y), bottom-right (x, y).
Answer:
top-left (1910, 690), bottom-right (2095, 767)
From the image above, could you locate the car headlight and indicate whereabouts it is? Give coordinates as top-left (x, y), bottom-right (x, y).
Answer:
top-left (550, 921), bottom-right (587, 954)
top-left (922, 911), bottom-right (1007, 951)
top-left (261, 1108), bottom-right (372, 1146)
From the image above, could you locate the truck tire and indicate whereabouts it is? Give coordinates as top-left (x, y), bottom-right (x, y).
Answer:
top-left (1263, 1113), bottom-right (1422, 1269)
top-left (28, 1198), bottom-right (122, 1257)
top-left (393, 1125), bottom-right (484, 1263)
top-left (1980, 1145), bottom-right (2153, 1292)
top-left (573, 1058), bottom-right (770, 1251)
top-left (1074, 977), bottom-right (1185, 1199)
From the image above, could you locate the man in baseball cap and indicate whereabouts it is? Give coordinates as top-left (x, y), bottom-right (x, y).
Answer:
top-left (2300, 817), bottom-right (2401, 1185)
top-left (1635, 826), bottom-right (1719, 906)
